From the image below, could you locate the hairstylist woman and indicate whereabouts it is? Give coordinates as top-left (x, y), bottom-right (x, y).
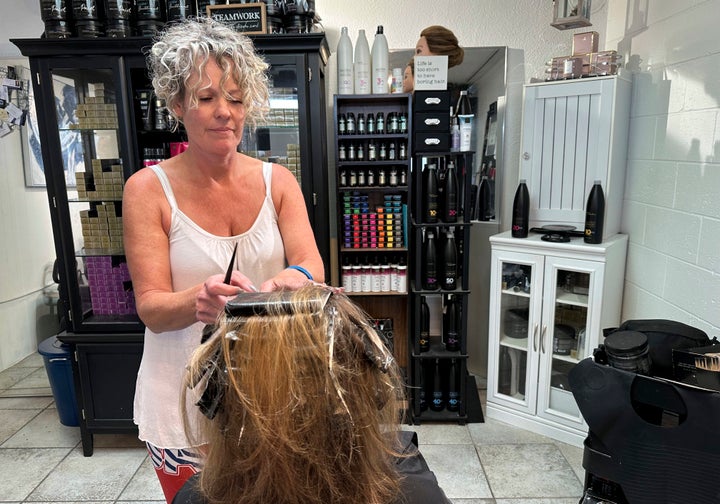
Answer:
top-left (122, 17), bottom-right (324, 502)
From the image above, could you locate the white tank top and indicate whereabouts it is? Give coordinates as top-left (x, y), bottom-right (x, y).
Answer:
top-left (133, 162), bottom-right (286, 448)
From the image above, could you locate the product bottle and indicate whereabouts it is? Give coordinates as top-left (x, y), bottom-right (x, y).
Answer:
top-left (456, 90), bottom-right (474, 152)
top-left (166, 0), bottom-right (194, 21)
top-left (371, 25), bottom-right (389, 94)
top-left (441, 228), bottom-right (458, 290)
top-left (336, 26), bottom-right (354, 94)
top-left (341, 256), bottom-right (352, 291)
top-left (477, 175), bottom-right (490, 221)
top-left (419, 295), bottom-right (430, 352)
top-left (423, 162), bottom-right (439, 223)
top-left (511, 179), bottom-right (530, 238)
top-left (499, 346), bottom-right (512, 396)
top-left (442, 160), bottom-right (458, 223)
top-left (430, 358), bottom-right (445, 411)
top-left (396, 256), bottom-right (407, 293)
top-left (584, 180), bottom-right (605, 244)
top-left (354, 29), bottom-right (371, 95)
top-left (450, 106), bottom-right (461, 151)
top-left (447, 358), bottom-right (460, 412)
top-left (422, 229), bottom-right (439, 290)
top-left (443, 296), bottom-right (459, 351)
top-left (418, 360), bottom-right (428, 411)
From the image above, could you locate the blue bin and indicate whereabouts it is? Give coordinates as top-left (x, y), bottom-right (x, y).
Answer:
top-left (38, 336), bottom-right (79, 426)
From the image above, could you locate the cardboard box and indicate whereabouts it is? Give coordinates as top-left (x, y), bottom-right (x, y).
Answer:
top-left (672, 341), bottom-right (720, 391)
top-left (573, 31), bottom-right (599, 56)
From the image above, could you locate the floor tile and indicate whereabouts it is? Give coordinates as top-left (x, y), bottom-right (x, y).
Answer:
top-left (116, 501), bottom-right (166, 503)
top-left (0, 366), bottom-right (37, 390)
top-left (421, 443), bottom-right (493, 499)
top-left (404, 423), bottom-right (473, 444)
top-left (451, 500), bottom-right (495, 503)
top-left (12, 367), bottom-right (52, 389)
top-left (468, 418), bottom-right (553, 445)
top-left (2, 408), bottom-right (80, 448)
top-left (0, 386), bottom-right (53, 397)
top-left (478, 443), bottom-right (583, 499)
top-left (0, 396), bottom-right (54, 409)
top-left (495, 499), bottom-right (581, 503)
top-left (118, 456), bottom-right (166, 501)
top-left (0, 448), bottom-right (70, 501)
top-left (0, 408), bottom-right (41, 445)
top-left (555, 441), bottom-right (585, 482)
top-left (15, 353), bottom-right (45, 368)
top-left (27, 446), bottom-right (148, 502)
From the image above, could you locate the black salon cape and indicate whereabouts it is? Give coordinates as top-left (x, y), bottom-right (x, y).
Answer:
top-left (173, 431), bottom-right (451, 504)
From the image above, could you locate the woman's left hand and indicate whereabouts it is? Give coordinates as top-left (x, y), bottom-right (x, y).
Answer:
top-left (258, 268), bottom-right (312, 292)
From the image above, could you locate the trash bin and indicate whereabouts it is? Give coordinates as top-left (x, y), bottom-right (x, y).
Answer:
top-left (38, 335), bottom-right (79, 426)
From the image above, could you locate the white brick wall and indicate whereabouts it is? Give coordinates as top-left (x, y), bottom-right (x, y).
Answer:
top-left (607, 0), bottom-right (720, 335)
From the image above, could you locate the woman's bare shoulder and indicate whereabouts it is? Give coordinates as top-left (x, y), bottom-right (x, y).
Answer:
top-left (124, 166), bottom-right (165, 204)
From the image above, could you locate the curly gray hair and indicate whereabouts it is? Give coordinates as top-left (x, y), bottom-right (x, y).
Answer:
top-left (148, 17), bottom-right (270, 130)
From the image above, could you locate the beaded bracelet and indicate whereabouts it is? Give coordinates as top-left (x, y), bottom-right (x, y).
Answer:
top-left (287, 265), bottom-right (313, 281)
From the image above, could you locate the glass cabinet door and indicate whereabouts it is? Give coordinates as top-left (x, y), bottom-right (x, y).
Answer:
top-left (537, 257), bottom-right (600, 427)
top-left (240, 56), bottom-right (303, 186)
top-left (39, 59), bottom-right (140, 333)
top-left (489, 251), bottom-right (543, 414)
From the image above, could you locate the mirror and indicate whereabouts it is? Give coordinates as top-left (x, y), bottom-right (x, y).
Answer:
top-left (388, 46), bottom-right (522, 382)
top-left (389, 46), bottom-right (508, 219)
top-left (551, 0), bottom-right (592, 30)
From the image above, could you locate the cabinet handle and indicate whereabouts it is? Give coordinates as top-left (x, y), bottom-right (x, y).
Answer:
top-left (541, 325), bottom-right (547, 353)
top-left (533, 324), bottom-right (539, 352)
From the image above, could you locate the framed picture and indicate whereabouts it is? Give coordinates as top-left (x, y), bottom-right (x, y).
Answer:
top-left (21, 82), bottom-right (46, 187)
top-left (206, 3), bottom-right (267, 35)
top-left (22, 72), bottom-right (82, 188)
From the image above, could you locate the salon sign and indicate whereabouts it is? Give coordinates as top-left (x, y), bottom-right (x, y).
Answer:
top-left (206, 3), bottom-right (267, 35)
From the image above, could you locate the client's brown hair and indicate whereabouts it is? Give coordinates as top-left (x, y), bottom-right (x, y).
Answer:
top-left (183, 285), bottom-right (405, 504)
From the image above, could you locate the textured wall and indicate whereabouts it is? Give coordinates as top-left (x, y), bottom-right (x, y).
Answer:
top-left (605, 0), bottom-right (720, 335)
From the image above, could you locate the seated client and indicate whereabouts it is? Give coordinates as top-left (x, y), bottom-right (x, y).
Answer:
top-left (174, 285), bottom-right (450, 504)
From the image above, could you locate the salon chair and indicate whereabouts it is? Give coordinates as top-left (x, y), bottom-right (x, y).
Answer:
top-left (569, 357), bottom-right (720, 503)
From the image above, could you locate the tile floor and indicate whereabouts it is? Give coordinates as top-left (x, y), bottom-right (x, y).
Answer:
top-left (0, 352), bottom-right (586, 503)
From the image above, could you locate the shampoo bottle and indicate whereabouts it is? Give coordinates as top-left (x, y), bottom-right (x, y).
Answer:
top-left (337, 26), bottom-right (354, 94)
top-left (584, 180), bottom-right (605, 243)
top-left (371, 25), bottom-right (389, 94)
top-left (511, 179), bottom-right (529, 238)
top-left (354, 29), bottom-right (371, 94)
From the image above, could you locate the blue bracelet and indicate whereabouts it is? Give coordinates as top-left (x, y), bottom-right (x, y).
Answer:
top-left (287, 265), bottom-right (313, 281)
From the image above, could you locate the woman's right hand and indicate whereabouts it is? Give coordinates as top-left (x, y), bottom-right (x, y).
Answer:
top-left (195, 272), bottom-right (257, 324)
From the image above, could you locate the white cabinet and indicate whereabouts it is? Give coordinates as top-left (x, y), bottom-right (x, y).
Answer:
top-left (519, 75), bottom-right (631, 240)
top-left (486, 231), bottom-right (627, 446)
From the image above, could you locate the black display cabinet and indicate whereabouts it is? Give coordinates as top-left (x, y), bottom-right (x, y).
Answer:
top-left (333, 93), bottom-right (412, 372)
top-left (12, 33), bottom-right (330, 455)
top-left (409, 148), bottom-right (478, 424)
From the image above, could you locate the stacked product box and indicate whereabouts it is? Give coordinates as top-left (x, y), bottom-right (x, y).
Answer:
top-left (76, 159), bottom-right (124, 200)
top-left (84, 256), bottom-right (135, 315)
top-left (76, 159), bottom-right (125, 253)
top-left (79, 202), bottom-right (123, 252)
top-left (70, 82), bottom-right (118, 130)
top-left (286, 143), bottom-right (301, 184)
top-left (341, 191), bottom-right (406, 249)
